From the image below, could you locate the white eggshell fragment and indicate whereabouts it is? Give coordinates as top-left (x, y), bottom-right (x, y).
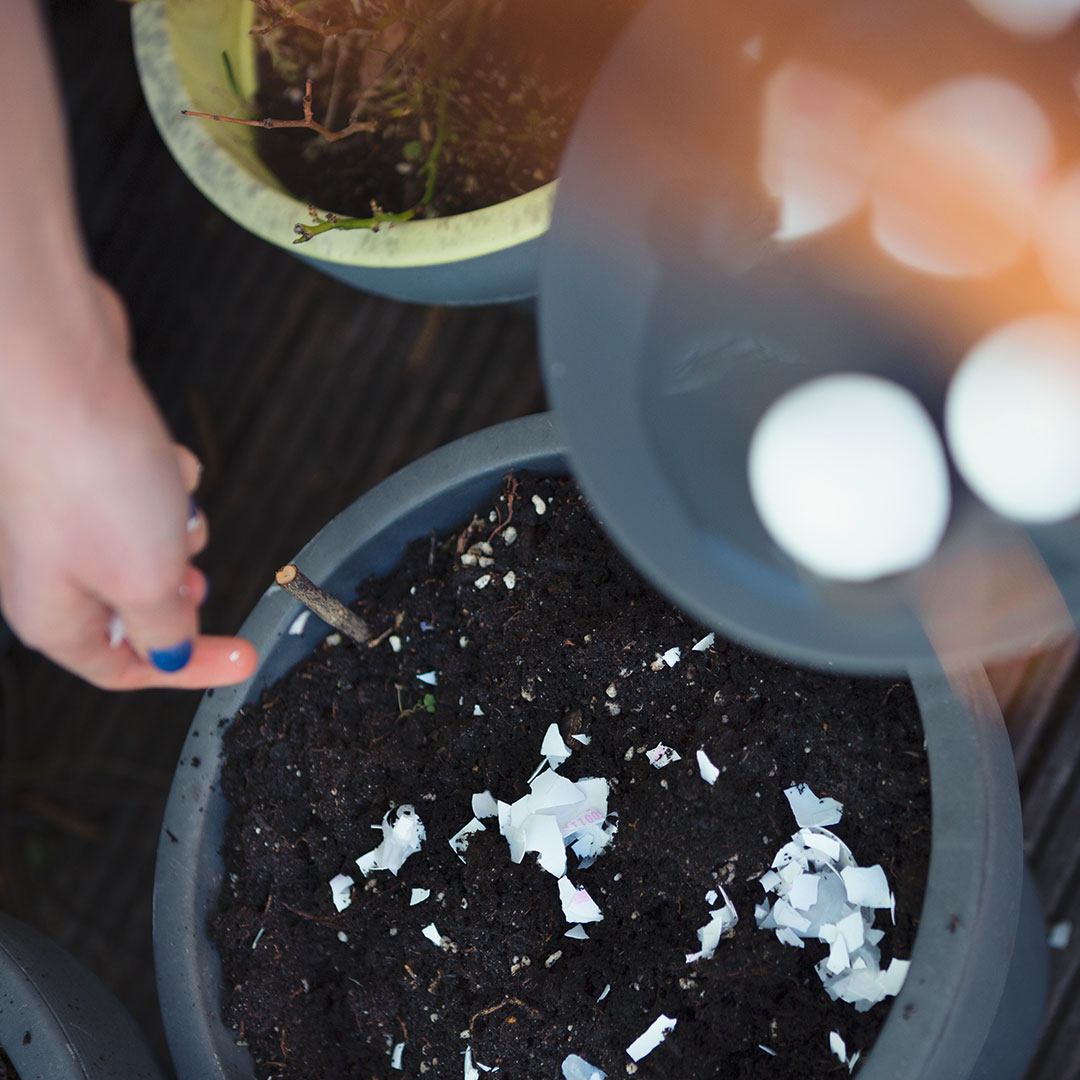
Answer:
top-left (748, 374), bottom-right (951, 581)
top-left (946, 316), bottom-right (1080, 523)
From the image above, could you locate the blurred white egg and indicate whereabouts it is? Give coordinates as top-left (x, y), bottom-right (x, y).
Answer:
top-left (945, 315), bottom-right (1080, 523)
top-left (869, 76), bottom-right (1054, 277)
top-left (966, 0), bottom-right (1080, 37)
top-left (748, 374), bottom-right (951, 581)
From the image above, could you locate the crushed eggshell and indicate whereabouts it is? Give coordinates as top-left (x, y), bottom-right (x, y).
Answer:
top-left (355, 806), bottom-right (426, 877)
top-left (565, 924), bottom-right (590, 940)
top-left (597, 984), bottom-right (611, 1002)
top-left (541, 723), bottom-right (573, 767)
top-left (472, 790), bottom-right (499, 819)
top-left (757, 794), bottom-right (908, 1011)
top-left (421, 923), bottom-right (442, 946)
top-left (449, 818), bottom-right (487, 861)
top-left (410, 888), bottom-right (430, 906)
top-left (784, 783), bottom-right (844, 828)
top-left (288, 610), bottom-right (311, 636)
top-left (572, 733), bottom-right (592, 745)
top-left (391, 1042), bottom-right (405, 1070)
top-left (329, 873), bottom-right (354, 913)
top-left (662, 647), bottom-right (682, 667)
top-left (473, 704), bottom-right (485, 716)
top-left (627, 1014), bottom-right (677, 1062)
top-left (558, 877), bottom-right (603, 924)
top-left (417, 670), bottom-right (438, 686)
top-left (647, 743), bottom-right (682, 768)
top-left (697, 749), bottom-right (720, 785)
top-left (691, 632), bottom-right (715, 652)
top-left (686, 886), bottom-right (739, 963)
top-left (562, 1053), bottom-right (606, 1080)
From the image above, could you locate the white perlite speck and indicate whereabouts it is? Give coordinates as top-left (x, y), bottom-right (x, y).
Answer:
top-left (755, 788), bottom-right (908, 1012)
top-left (474, 574), bottom-right (492, 589)
top-left (626, 1015), bottom-right (677, 1061)
top-left (355, 806), bottom-right (426, 877)
top-left (532, 494), bottom-right (548, 515)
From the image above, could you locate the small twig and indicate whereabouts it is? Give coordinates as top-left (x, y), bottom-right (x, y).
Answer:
top-left (182, 79), bottom-right (376, 143)
top-left (275, 564), bottom-right (370, 646)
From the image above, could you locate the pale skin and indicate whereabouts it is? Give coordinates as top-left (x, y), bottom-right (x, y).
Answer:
top-left (0, 0), bottom-right (257, 689)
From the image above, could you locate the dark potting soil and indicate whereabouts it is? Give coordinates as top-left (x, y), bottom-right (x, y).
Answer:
top-left (0, 1046), bottom-right (17, 1080)
top-left (211, 476), bottom-right (931, 1080)
top-left (251, 0), bottom-right (641, 220)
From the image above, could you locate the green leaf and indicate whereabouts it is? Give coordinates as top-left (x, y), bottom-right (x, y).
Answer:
top-left (402, 140), bottom-right (424, 161)
top-left (422, 693), bottom-right (436, 713)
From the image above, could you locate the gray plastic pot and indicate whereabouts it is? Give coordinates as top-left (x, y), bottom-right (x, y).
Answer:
top-left (538, 0), bottom-right (1080, 674)
top-left (130, 0), bottom-right (551, 305)
top-left (153, 413), bottom-right (1045, 1080)
top-left (0, 912), bottom-right (166, 1080)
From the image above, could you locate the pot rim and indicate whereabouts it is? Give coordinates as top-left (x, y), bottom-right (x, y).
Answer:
top-left (152, 412), bottom-right (1022, 1080)
top-left (130, 0), bottom-right (554, 271)
top-left (0, 912), bottom-right (166, 1080)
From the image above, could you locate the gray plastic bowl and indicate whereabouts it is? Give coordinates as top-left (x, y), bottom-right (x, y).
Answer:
top-left (0, 913), bottom-right (166, 1080)
top-left (153, 413), bottom-right (1045, 1080)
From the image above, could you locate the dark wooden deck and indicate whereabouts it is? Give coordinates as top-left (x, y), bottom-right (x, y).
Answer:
top-left (0, 2), bottom-right (1077, 1076)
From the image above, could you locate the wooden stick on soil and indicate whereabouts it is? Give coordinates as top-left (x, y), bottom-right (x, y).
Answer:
top-left (275, 564), bottom-right (371, 646)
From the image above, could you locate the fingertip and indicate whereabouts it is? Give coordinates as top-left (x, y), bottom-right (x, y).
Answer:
top-left (149, 639), bottom-right (194, 672)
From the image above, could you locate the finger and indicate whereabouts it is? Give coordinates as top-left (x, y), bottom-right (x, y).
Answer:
top-left (113, 573), bottom-right (199, 674)
top-left (180, 564), bottom-right (208, 608)
top-left (107, 634), bottom-right (258, 691)
top-left (185, 502), bottom-right (208, 559)
top-left (173, 444), bottom-right (203, 493)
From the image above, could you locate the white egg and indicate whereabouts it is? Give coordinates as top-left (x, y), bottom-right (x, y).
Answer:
top-left (869, 76), bottom-right (1054, 278)
top-left (966, 0), bottom-right (1080, 38)
top-left (945, 315), bottom-right (1080, 523)
top-left (748, 374), bottom-right (951, 581)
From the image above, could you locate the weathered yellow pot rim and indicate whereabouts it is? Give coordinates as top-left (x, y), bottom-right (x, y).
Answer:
top-left (131, 0), bottom-right (555, 270)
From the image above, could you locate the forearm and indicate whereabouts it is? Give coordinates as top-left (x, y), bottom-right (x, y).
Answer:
top-left (2, 0), bottom-right (100, 338)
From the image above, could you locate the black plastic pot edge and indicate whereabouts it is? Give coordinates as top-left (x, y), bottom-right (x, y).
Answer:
top-left (0, 912), bottom-right (166, 1080)
top-left (152, 412), bottom-right (1044, 1080)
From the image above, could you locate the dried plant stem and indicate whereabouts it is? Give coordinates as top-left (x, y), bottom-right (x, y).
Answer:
top-left (182, 79), bottom-right (375, 143)
top-left (275, 564), bottom-right (370, 646)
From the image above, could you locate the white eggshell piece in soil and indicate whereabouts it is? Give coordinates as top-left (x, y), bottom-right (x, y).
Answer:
top-left (945, 315), bottom-right (1080, 523)
top-left (784, 782), bottom-right (844, 828)
top-left (329, 873), bottom-right (355, 913)
top-left (562, 1053), bottom-right (607, 1080)
top-left (748, 373), bottom-right (951, 581)
top-left (626, 1014), bottom-right (678, 1062)
top-left (558, 876), bottom-right (603, 924)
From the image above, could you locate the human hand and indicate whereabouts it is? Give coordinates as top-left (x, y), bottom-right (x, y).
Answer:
top-left (0, 278), bottom-right (257, 690)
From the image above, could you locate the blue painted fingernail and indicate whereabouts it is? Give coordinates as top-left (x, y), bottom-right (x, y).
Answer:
top-left (149, 640), bottom-right (193, 672)
top-left (186, 496), bottom-right (201, 533)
